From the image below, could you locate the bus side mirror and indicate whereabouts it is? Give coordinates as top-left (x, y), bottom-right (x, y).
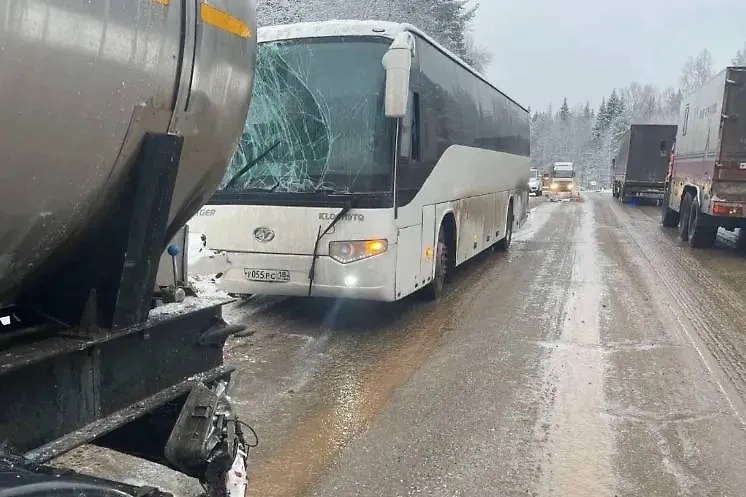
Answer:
top-left (382, 32), bottom-right (414, 119)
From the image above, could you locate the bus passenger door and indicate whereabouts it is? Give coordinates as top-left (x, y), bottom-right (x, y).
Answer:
top-left (420, 205), bottom-right (437, 286)
top-left (395, 225), bottom-right (422, 299)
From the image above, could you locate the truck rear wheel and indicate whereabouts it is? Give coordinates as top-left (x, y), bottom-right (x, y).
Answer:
top-left (687, 197), bottom-right (718, 248)
top-left (678, 192), bottom-right (693, 241)
top-left (736, 228), bottom-right (746, 252)
top-left (661, 188), bottom-right (679, 227)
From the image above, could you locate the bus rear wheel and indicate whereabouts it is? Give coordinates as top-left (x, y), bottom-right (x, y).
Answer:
top-left (423, 225), bottom-right (448, 301)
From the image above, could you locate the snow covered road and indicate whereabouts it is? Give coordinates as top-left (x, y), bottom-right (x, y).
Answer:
top-left (59, 193), bottom-right (746, 497)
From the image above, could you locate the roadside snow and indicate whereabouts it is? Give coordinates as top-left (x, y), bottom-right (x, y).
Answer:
top-left (189, 273), bottom-right (230, 299)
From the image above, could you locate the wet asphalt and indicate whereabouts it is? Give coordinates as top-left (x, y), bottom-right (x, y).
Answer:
top-left (60, 193), bottom-right (746, 497)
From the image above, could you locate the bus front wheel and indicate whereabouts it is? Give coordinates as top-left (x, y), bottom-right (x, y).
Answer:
top-left (495, 203), bottom-right (514, 251)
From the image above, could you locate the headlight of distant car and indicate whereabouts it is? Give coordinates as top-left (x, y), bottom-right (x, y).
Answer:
top-left (567, 182), bottom-right (574, 189)
top-left (329, 239), bottom-right (388, 263)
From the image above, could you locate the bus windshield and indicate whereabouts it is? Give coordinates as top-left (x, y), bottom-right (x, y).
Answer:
top-left (216, 37), bottom-right (394, 196)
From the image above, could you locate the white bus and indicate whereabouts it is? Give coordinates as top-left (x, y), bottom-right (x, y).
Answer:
top-left (187, 20), bottom-right (531, 301)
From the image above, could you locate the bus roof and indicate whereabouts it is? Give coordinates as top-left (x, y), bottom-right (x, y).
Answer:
top-left (258, 20), bottom-right (529, 113)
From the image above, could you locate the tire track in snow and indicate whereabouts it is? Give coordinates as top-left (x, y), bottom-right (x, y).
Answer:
top-left (607, 198), bottom-right (746, 424)
top-left (536, 199), bottom-right (616, 497)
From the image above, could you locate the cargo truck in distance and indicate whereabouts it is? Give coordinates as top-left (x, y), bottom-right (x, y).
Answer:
top-left (547, 162), bottom-right (578, 200)
top-left (0, 1), bottom-right (258, 495)
top-left (612, 124), bottom-right (677, 202)
top-left (661, 66), bottom-right (746, 249)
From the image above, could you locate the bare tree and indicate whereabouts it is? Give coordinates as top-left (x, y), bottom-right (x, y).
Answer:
top-left (464, 33), bottom-right (493, 72)
top-left (680, 49), bottom-right (714, 95)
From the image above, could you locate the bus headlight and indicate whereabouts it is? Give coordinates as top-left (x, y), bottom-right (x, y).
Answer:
top-left (329, 239), bottom-right (388, 264)
top-left (550, 183), bottom-right (559, 190)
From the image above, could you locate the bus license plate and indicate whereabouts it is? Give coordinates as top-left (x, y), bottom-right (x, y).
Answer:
top-left (244, 268), bottom-right (290, 282)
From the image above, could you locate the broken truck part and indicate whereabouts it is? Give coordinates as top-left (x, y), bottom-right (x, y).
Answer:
top-left (0, 0), bottom-right (257, 495)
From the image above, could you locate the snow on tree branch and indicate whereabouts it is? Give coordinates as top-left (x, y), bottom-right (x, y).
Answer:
top-left (256, 0), bottom-right (490, 68)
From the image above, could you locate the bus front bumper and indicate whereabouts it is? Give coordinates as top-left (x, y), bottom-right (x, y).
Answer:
top-left (193, 251), bottom-right (397, 301)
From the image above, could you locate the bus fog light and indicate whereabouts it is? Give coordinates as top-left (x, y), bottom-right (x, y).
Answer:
top-left (329, 239), bottom-right (388, 264)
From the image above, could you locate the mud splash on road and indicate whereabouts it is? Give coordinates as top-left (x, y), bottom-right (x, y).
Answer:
top-left (243, 303), bottom-right (466, 497)
top-left (535, 200), bottom-right (616, 497)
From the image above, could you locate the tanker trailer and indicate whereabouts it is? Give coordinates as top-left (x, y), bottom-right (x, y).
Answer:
top-left (0, 1), bottom-right (257, 496)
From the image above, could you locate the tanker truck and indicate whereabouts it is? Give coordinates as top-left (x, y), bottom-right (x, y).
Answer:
top-left (0, 1), bottom-right (257, 496)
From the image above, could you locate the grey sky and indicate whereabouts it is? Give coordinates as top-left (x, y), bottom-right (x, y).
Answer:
top-left (472, 0), bottom-right (746, 112)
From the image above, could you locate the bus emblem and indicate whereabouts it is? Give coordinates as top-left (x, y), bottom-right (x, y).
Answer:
top-left (253, 227), bottom-right (275, 242)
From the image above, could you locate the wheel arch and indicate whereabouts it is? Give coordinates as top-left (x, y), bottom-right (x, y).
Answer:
top-left (681, 184), bottom-right (701, 207)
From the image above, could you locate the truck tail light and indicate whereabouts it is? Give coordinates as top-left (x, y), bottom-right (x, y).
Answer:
top-left (712, 202), bottom-right (743, 216)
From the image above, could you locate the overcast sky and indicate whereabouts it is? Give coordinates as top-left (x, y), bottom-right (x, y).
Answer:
top-left (472, 0), bottom-right (746, 112)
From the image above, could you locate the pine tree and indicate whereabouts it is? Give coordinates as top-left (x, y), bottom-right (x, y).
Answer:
top-left (427, 0), bottom-right (478, 62)
top-left (592, 98), bottom-right (607, 138)
top-left (606, 89), bottom-right (621, 120)
top-left (733, 41), bottom-right (746, 65)
top-left (583, 102), bottom-right (592, 122)
top-left (559, 98), bottom-right (570, 122)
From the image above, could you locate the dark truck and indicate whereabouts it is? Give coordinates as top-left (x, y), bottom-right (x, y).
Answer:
top-left (612, 124), bottom-right (677, 201)
top-left (661, 66), bottom-right (746, 249)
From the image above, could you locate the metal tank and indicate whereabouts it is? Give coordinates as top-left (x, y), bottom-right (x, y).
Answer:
top-left (0, 0), bottom-right (257, 307)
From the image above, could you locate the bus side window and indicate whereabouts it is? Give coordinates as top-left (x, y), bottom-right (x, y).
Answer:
top-left (411, 92), bottom-right (421, 162)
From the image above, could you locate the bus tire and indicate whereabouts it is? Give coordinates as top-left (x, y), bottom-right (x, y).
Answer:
top-left (736, 228), bottom-right (746, 252)
top-left (495, 203), bottom-right (514, 251)
top-left (423, 225), bottom-right (448, 301)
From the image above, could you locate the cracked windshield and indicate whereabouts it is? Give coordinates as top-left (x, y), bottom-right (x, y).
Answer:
top-left (220, 38), bottom-right (393, 195)
top-left (4, 1), bottom-right (746, 497)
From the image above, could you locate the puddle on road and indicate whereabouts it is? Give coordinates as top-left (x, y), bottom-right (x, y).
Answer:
top-left (535, 200), bottom-right (616, 497)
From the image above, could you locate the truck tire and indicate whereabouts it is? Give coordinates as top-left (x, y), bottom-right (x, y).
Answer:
top-left (678, 192), bottom-right (693, 241)
top-left (423, 225), bottom-right (448, 301)
top-left (736, 228), bottom-right (746, 253)
top-left (495, 203), bottom-right (514, 251)
top-left (661, 188), bottom-right (679, 227)
top-left (687, 197), bottom-right (718, 248)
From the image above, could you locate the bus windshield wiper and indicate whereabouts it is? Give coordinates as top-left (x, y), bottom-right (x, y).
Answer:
top-left (307, 195), bottom-right (359, 297)
top-left (224, 140), bottom-right (281, 190)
